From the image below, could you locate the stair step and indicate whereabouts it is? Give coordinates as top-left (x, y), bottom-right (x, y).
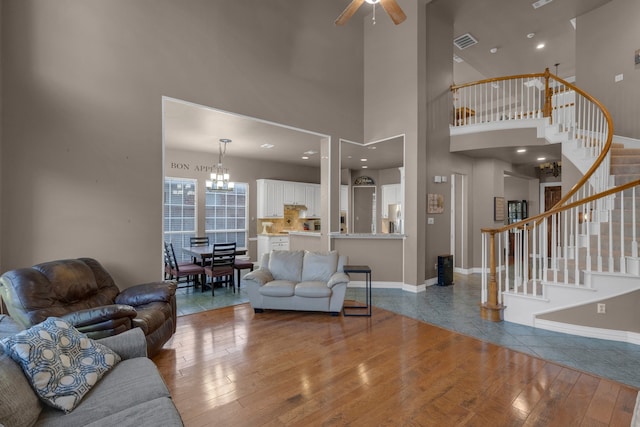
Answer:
top-left (611, 155), bottom-right (640, 165)
top-left (611, 147), bottom-right (640, 156)
top-left (610, 164), bottom-right (640, 175)
top-left (614, 174), bottom-right (640, 185)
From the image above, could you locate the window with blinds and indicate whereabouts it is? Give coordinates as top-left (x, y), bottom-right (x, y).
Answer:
top-left (164, 177), bottom-right (196, 262)
top-left (205, 183), bottom-right (248, 248)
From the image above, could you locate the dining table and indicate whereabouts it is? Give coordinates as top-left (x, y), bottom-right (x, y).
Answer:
top-left (182, 245), bottom-right (248, 265)
top-left (182, 245), bottom-right (250, 292)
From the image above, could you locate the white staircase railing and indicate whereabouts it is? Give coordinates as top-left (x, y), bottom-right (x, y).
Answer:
top-left (450, 69), bottom-right (640, 322)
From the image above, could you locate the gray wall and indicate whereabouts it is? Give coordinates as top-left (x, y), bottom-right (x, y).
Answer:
top-left (0, 2), bottom-right (3, 269)
top-left (363, 0), bottom-right (426, 286)
top-left (1, 0), bottom-right (363, 285)
top-left (577, 0), bottom-right (640, 140)
top-left (538, 290), bottom-right (640, 333)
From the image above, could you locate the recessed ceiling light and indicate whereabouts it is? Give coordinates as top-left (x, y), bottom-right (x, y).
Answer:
top-left (303, 150), bottom-right (317, 155)
top-left (260, 143), bottom-right (274, 149)
top-left (536, 43), bottom-right (545, 49)
top-left (360, 158), bottom-right (368, 162)
top-left (362, 165), bottom-right (368, 169)
top-left (453, 54), bottom-right (464, 63)
top-left (532, 0), bottom-right (553, 9)
top-left (537, 157), bottom-right (546, 161)
top-left (517, 148), bottom-right (527, 153)
top-left (527, 32), bottom-right (535, 39)
top-left (489, 47), bottom-right (498, 54)
top-left (301, 156), bottom-right (309, 160)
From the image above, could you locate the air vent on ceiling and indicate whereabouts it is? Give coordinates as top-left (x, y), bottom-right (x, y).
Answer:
top-left (453, 33), bottom-right (478, 50)
top-left (453, 54), bottom-right (464, 63)
top-left (532, 0), bottom-right (553, 9)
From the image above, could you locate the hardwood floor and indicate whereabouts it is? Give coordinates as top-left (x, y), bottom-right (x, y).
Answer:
top-left (154, 304), bottom-right (638, 426)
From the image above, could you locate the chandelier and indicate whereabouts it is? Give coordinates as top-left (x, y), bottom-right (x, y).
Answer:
top-left (538, 161), bottom-right (562, 177)
top-left (206, 138), bottom-right (235, 191)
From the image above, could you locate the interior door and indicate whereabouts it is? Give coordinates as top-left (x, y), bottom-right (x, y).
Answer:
top-left (353, 186), bottom-right (376, 233)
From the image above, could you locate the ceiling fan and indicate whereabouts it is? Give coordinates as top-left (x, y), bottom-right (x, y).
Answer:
top-left (335, 0), bottom-right (407, 26)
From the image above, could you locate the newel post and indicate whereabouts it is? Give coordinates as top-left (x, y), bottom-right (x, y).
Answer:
top-left (480, 230), bottom-right (505, 322)
top-left (543, 67), bottom-right (552, 122)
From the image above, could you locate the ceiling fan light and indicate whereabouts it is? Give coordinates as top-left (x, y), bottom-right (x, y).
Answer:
top-left (365, 0), bottom-right (379, 4)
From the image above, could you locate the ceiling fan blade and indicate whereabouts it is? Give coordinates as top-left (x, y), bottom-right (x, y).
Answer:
top-left (379, 0), bottom-right (407, 25)
top-left (335, 0), bottom-right (366, 26)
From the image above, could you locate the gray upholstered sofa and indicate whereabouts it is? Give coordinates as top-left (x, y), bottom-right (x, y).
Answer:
top-left (243, 250), bottom-right (349, 315)
top-left (0, 314), bottom-right (183, 427)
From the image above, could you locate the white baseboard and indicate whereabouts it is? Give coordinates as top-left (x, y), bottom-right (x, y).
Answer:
top-left (535, 318), bottom-right (640, 345)
top-left (347, 281), bottom-right (428, 293)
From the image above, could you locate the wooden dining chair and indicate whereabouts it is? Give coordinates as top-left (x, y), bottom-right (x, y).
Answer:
top-left (164, 241), bottom-right (205, 289)
top-left (204, 242), bottom-right (236, 296)
top-left (189, 236), bottom-right (210, 264)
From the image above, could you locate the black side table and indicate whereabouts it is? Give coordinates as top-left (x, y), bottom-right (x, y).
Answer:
top-left (342, 265), bottom-right (372, 317)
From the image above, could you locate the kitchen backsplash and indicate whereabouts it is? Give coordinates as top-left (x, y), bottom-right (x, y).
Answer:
top-left (258, 206), bottom-right (320, 234)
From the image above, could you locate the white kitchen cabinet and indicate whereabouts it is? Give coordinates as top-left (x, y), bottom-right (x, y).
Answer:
top-left (304, 184), bottom-right (321, 218)
top-left (257, 234), bottom-right (290, 265)
top-left (257, 179), bottom-right (284, 218)
top-left (283, 182), bottom-right (306, 206)
top-left (381, 184), bottom-right (401, 218)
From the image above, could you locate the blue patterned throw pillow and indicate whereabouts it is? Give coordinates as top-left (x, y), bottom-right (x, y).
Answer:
top-left (0, 317), bottom-right (121, 413)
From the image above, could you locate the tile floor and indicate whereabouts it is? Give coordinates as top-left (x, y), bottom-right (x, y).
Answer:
top-left (174, 273), bottom-right (640, 390)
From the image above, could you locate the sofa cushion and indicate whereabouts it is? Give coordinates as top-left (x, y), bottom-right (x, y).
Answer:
top-left (34, 357), bottom-right (174, 427)
top-left (295, 281), bottom-right (332, 298)
top-left (268, 250), bottom-right (304, 282)
top-left (0, 351), bottom-right (42, 427)
top-left (301, 251), bottom-right (338, 282)
top-left (0, 317), bottom-right (121, 414)
top-left (259, 280), bottom-right (296, 297)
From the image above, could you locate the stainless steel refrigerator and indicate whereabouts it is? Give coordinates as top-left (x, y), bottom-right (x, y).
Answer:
top-left (388, 204), bottom-right (402, 234)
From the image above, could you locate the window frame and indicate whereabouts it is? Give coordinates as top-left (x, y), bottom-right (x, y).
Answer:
top-left (204, 182), bottom-right (249, 249)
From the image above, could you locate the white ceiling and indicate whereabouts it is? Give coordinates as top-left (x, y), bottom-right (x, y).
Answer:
top-left (164, 0), bottom-right (612, 171)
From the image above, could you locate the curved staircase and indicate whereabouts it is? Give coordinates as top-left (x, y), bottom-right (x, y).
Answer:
top-left (450, 69), bottom-right (640, 342)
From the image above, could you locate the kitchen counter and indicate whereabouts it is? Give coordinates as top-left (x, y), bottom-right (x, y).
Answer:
top-left (287, 231), bottom-right (321, 237)
top-left (330, 234), bottom-right (404, 283)
top-left (260, 231), bottom-right (320, 236)
top-left (331, 233), bottom-right (406, 239)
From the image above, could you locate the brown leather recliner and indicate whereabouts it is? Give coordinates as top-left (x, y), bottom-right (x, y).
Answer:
top-left (0, 257), bottom-right (177, 357)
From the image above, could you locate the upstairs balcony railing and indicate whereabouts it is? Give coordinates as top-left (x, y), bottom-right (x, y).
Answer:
top-left (450, 69), bottom-right (639, 322)
top-left (451, 69), bottom-right (612, 201)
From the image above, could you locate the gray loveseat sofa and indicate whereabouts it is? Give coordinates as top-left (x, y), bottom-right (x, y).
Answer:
top-left (0, 314), bottom-right (183, 427)
top-left (243, 250), bottom-right (349, 315)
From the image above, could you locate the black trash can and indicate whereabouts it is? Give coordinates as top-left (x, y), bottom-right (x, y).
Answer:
top-left (437, 254), bottom-right (454, 286)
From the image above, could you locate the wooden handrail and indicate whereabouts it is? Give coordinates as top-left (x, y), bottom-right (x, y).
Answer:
top-left (481, 179), bottom-right (640, 235)
top-left (453, 69), bottom-right (614, 216)
top-left (455, 69), bottom-right (619, 322)
top-left (450, 72), bottom-right (546, 92)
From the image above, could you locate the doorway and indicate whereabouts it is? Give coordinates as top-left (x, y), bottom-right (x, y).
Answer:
top-left (543, 184), bottom-right (562, 255)
top-left (353, 186), bottom-right (376, 233)
top-left (450, 173), bottom-right (468, 271)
